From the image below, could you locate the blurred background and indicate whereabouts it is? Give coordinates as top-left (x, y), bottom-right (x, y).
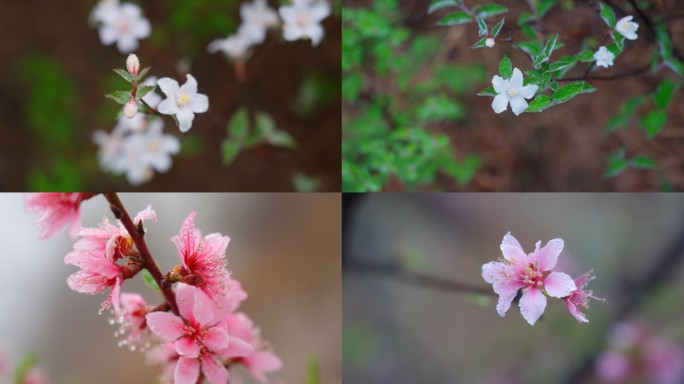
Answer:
top-left (342, 0), bottom-right (684, 191)
top-left (343, 193), bottom-right (684, 383)
top-left (0, 193), bottom-right (341, 383)
top-left (0, 0), bottom-right (340, 191)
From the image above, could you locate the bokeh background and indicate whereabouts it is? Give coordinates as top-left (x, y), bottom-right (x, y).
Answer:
top-left (0, 0), bottom-right (341, 191)
top-left (343, 193), bottom-right (684, 383)
top-left (0, 193), bottom-right (341, 383)
top-left (342, 0), bottom-right (684, 191)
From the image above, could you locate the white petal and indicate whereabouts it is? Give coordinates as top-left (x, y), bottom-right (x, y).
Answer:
top-left (509, 95), bottom-right (529, 116)
top-left (491, 75), bottom-right (507, 93)
top-left (491, 93), bottom-right (509, 113)
top-left (176, 109), bottom-right (195, 133)
top-left (308, 25), bottom-right (324, 46)
top-left (509, 68), bottom-right (523, 88)
top-left (157, 77), bottom-right (180, 97)
top-left (157, 98), bottom-right (179, 115)
top-left (518, 84), bottom-right (538, 99)
top-left (190, 94), bottom-right (209, 113)
top-left (180, 74), bottom-right (198, 96)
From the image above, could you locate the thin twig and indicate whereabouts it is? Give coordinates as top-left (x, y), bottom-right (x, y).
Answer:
top-left (559, 63), bottom-right (652, 81)
top-left (103, 193), bottom-right (179, 315)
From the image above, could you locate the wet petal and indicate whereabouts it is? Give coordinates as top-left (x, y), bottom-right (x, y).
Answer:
top-left (519, 286), bottom-right (547, 325)
top-left (544, 271), bottom-right (577, 298)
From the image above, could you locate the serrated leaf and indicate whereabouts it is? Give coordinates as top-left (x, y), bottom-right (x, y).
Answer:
top-left (135, 67), bottom-right (151, 82)
top-left (436, 11), bottom-right (473, 26)
top-left (136, 85), bottom-right (156, 100)
top-left (491, 18), bottom-right (504, 37)
top-left (471, 37), bottom-right (488, 49)
top-left (631, 155), bottom-right (657, 169)
top-left (476, 16), bottom-right (488, 36)
top-left (105, 90), bottom-right (132, 105)
top-left (428, 0), bottom-right (462, 14)
top-left (598, 2), bottom-right (616, 28)
top-left (477, 86), bottom-right (497, 96)
top-left (654, 79), bottom-right (677, 109)
top-left (641, 110), bottom-right (667, 139)
top-left (113, 68), bottom-right (133, 83)
top-left (477, 4), bottom-right (508, 19)
top-left (526, 95), bottom-right (553, 112)
top-left (548, 56), bottom-right (577, 72)
top-left (499, 55), bottom-right (512, 79)
top-left (228, 107), bottom-right (249, 140)
top-left (141, 269), bottom-right (161, 292)
top-left (552, 81), bottom-right (596, 103)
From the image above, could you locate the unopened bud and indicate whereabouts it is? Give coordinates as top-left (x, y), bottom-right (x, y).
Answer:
top-left (485, 38), bottom-right (496, 48)
top-left (126, 54), bottom-right (140, 75)
top-left (123, 99), bottom-right (138, 118)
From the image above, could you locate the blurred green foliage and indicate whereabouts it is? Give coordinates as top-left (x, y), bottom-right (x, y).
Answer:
top-left (342, 0), bottom-right (483, 192)
top-left (18, 55), bottom-right (84, 190)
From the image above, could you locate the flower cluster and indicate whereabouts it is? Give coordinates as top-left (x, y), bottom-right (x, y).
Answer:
top-left (596, 322), bottom-right (684, 384)
top-left (208, 0), bottom-right (331, 67)
top-left (482, 232), bottom-right (600, 325)
top-left (90, 0), bottom-right (151, 53)
top-left (26, 194), bottom-right (281, 384)
top-left (25, 193), bottom-right (93, 239)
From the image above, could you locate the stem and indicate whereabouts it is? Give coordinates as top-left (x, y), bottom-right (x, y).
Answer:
top-left (103, 193), bottom-right (179, 315)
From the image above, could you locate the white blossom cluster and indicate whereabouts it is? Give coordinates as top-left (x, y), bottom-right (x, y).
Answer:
top-left (90, 0), bottom-right (151, 53)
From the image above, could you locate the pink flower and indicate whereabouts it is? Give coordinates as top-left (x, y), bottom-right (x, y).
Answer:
top-left (25, 193), bottom-right (92, 239)
top-left (171, 212), bottom-right (232, 318)
top-left (114, 293), bottom-right (153, 350)
top-left (146, 284), bottom-right (251, 384)
top-left (563, 270), bottom-right (603, 323)
top-left (146, 344), bottom-right (180, 384)
top-left (221, 313), bottom-right (281, 383)
top-left (482, 232), bottom-right (577, 325)
top-left (644, 339), bottom-right (684, 384)
top-left (596, 351), bottom-right (631, 382)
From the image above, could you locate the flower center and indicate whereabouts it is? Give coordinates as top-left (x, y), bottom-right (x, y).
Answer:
top-left (618, 21), bottom-right (628, 31)
top-left (521, 262), bottom-right (544, 286)
top-left (297, 13), bottom-right (311, 27)
top-left (176, 93), bottom-right (191, 106)
top-left (117, 19), bottom-right (131, 33)
top-left (147, 138), bottom-right (159, 153)
top-left (507, 88), bottom-right (517, 97)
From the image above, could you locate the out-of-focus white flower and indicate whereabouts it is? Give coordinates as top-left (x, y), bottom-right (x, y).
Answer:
top-left (157, 74), bottom-right (209, 133)
top-left (123, 98), bottom-right (138, 118)
top-left (485, 37), bottom-right (495, 48)
top-left (491, 68), bottom-right (538, 116)
top-left (239, 0), bottom-right (279, 44)
top-left (279, 0), bottom-right (331, 47)
top-left (126, 53), bottom-right (140, 75)
top-left (96, 2), bottom-right (151, 53)
top-left (116, 119), bottom-right (180, 185)
top-left (593, 46), bottom-right (615, 68)
top-left (93, 124), bottom-right (127, 173)
top-left (615, 15), bottom-right (638, 40)
top-left (207, 31), bottom-right (254, 60)
top-left (90, 0), bottom-right (119, 25)
top-left (140, 76), bottom-right (162, 109)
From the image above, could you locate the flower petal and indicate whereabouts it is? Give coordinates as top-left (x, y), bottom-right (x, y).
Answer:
top-left (176, 336), bottom-right (201, 358)
top-left (565, 298), bottom-right (588, 323)
top-left (518, 84), bottom-right (538, 99)
top-left (519, 286), bottom-right (547, 325)
top-left (534, 238), bottom-right (564, 271)
top-left (175, 283), bottom-right (197, 323)
top-left (482, 261), bottom-right (507, 284)
top-left (500, 244), bottom-right (527, 265)
top-left (495, 282), bottom-right (520, 317)
top-left (509, 68), bottom-right (523, 88)
top-left (157, 78), bottom-right (180, 97)
top-left (145, 312), bottom-right (185, 341)
top-left (509, 95), bottom-right (529, 116)
top-left (157, 98), bottom-right (179, 115)
top-left (491, 75), bottom-right (507, 93)
top-left (202, 354), bottom-right (229, 384)
top-left (175, 356), bottom-right (201, 384)
top-left (190, 93), bottom-right (209, 114)
top-left (180, 74), bottom-right (198, 96)
top-left (205, 327), bottom-right (231, 351)
top-left (544, 271), bottom-right (577, 298)
top-left (501, 232), bottom-right (524, 251)
top-left (491, 93), bottom-right (509, 114)
top-left (176, 108), bottom-right (196, 133)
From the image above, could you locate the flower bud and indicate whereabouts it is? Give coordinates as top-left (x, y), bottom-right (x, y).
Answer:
top-left (126, 54), bottom-right (140, 75)
top-left (485, 38), bottom-right (495, 48)
top-left (123, 99), bottom-right (138, 118)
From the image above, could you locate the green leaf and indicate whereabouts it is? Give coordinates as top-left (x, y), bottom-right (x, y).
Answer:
top-left (575, 49), bottom-right (595, 62)
top-left (292, 172), bottom-right (321, 192)
top-left (135, 67), bottom-right (151, 82)
top-left (477, 86), bottom-right (497, 96)
top-left (654, 79), bottom-right (677, 109)
top-left (416, 94), bottom-right (464, 121)
top-left (476, 16), bottom-right (488, 37)
top-left (428, 0), bottom-right (462, 14)
top-left (113, 68), bottom-right (133, 83)
top-left (536, 0), bottom-right (557, 18)
top-left (499, 55), bottom-right (512, 79)
top-left (605, 95), bottom-right (646, 132)
top-left (141, 269), bottom-right (161, 292)
top-left (221, 139), bottom-right (243, 165)
top-left (598, 2), bottom-right (616, 28)
top-left (306, 358), bottom-right (321, 384)
top-left (442, 155), bottom-right (481, 185)
top-left (604, 158), bottom-right (629, 178)
top-left (228, 107), bottom-right (249, 140)
top-left (436, 11), bottom-right (473, 26)
top-left (664, 57), bottom-right (684, 77)
top-left (491, 18), bottom-right (505, 37)
top-left (136, 85), bottom-right (156, 100)
top-left (105, 90), bottom-right (132, 105)
top-left (471, 37), bottom-right (488, 49)
top-left (342, 73), bottom-right (363, 102)
top-left (263, 130), bottom-right (297, 148)
top-left (13, 353), bottom-right (38, 384)
top-left (476, 4), bottom-right (508, 19)
top-left (552, 81), bottom-right (596, 103)
top-left (517, 11), bottom-right (534, 25)
top-left (631, 155), bottom-right (658, 169)
top-left (467, 292), bottom-right (492, 306)
top-left (611, 31), bottom-right (624, 51)
top-left (535, 33), bottom-right (559, 67)
top-left (548, 56), bottom-right (577, 72)
top-left (527, 95), bottom-right (553, 112)
top-left (640, 110), bottom-right (667, 139)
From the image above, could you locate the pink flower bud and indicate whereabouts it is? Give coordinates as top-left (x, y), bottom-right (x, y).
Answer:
top-left (124, 99), bottom-right (138, 118)
top-left (485, 38), bottom-right (496, 48)
top-left (126, 54), bottom-right (140, 75)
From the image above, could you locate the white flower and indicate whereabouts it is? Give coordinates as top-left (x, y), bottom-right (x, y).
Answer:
top-left (207, 31), bottom-right (254, 60)
top-left (93, 124), bottom-right (127, 172)
top-left (157, 74), bottom-right (209, 133)
top-left (593, 46), bottom-right (615, 68)
top-left (239, 0), bottom-right (279, 44)
top-left (615, 15), bottom-right (638, 40)
top-left (97, 2), bottom-right (151, 53)
top-left (279, 0), bottom-right (331, 47)
top-left (491, 68), bottom-right (538, 116)
top-left (116, 119), bottom-right (180, 185)
top-left (140, 76), bottom-right (162, 109)
top-left (485, 38), bottom-right (495, 48)
top-left (89, 0), bottom-right (119, 25)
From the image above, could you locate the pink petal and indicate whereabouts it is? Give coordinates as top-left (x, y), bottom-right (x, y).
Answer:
top-left (201, 354), bottom-right (229, 384)
top-left (133, 205), bottom-right (157, 224)
top-left (533, 238), bottom-right (564, 271)
top-left (174, 356), bottom-right (201, 384)
top-left (496, 290), bottom-right (517, 318)
top-left (544, 272), bottom-right (577, 298)
top-left (194, 289), bottom-right (217, 325)
top-left (500, 244), bottom-right (527, 265)
top-left (146, 312), bottom-right (185, 341)
top-left (596, 351), bottom-right (631, 381)
top-left (482, 261), bottom-right (508, 284)
top-left (205, 327), bottom-right (230, 351)
top-left (178, 212), bottom-right (198, 259)
top-left (175, 283), bottom-right (197, 323)
top-left (175, 336), bottom-right (200, 358)
top-left (519, 286), bottom-right (547, 325)
top-left (500, 232), bottom-right (524, 251)
top-left (565, 298), bottom-right (588, 323)
top-left (220, 336), bottom-right (254, 358)
top-left (245, 351), bottom-right (282, 383)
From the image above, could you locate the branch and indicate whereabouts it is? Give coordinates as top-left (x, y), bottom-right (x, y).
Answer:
top-left (346, 258), bottom-right (495, 296)
top-left (103, 193), bottom-right (179, 315)
top-left (559, 63), bottom-right (652, 81)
